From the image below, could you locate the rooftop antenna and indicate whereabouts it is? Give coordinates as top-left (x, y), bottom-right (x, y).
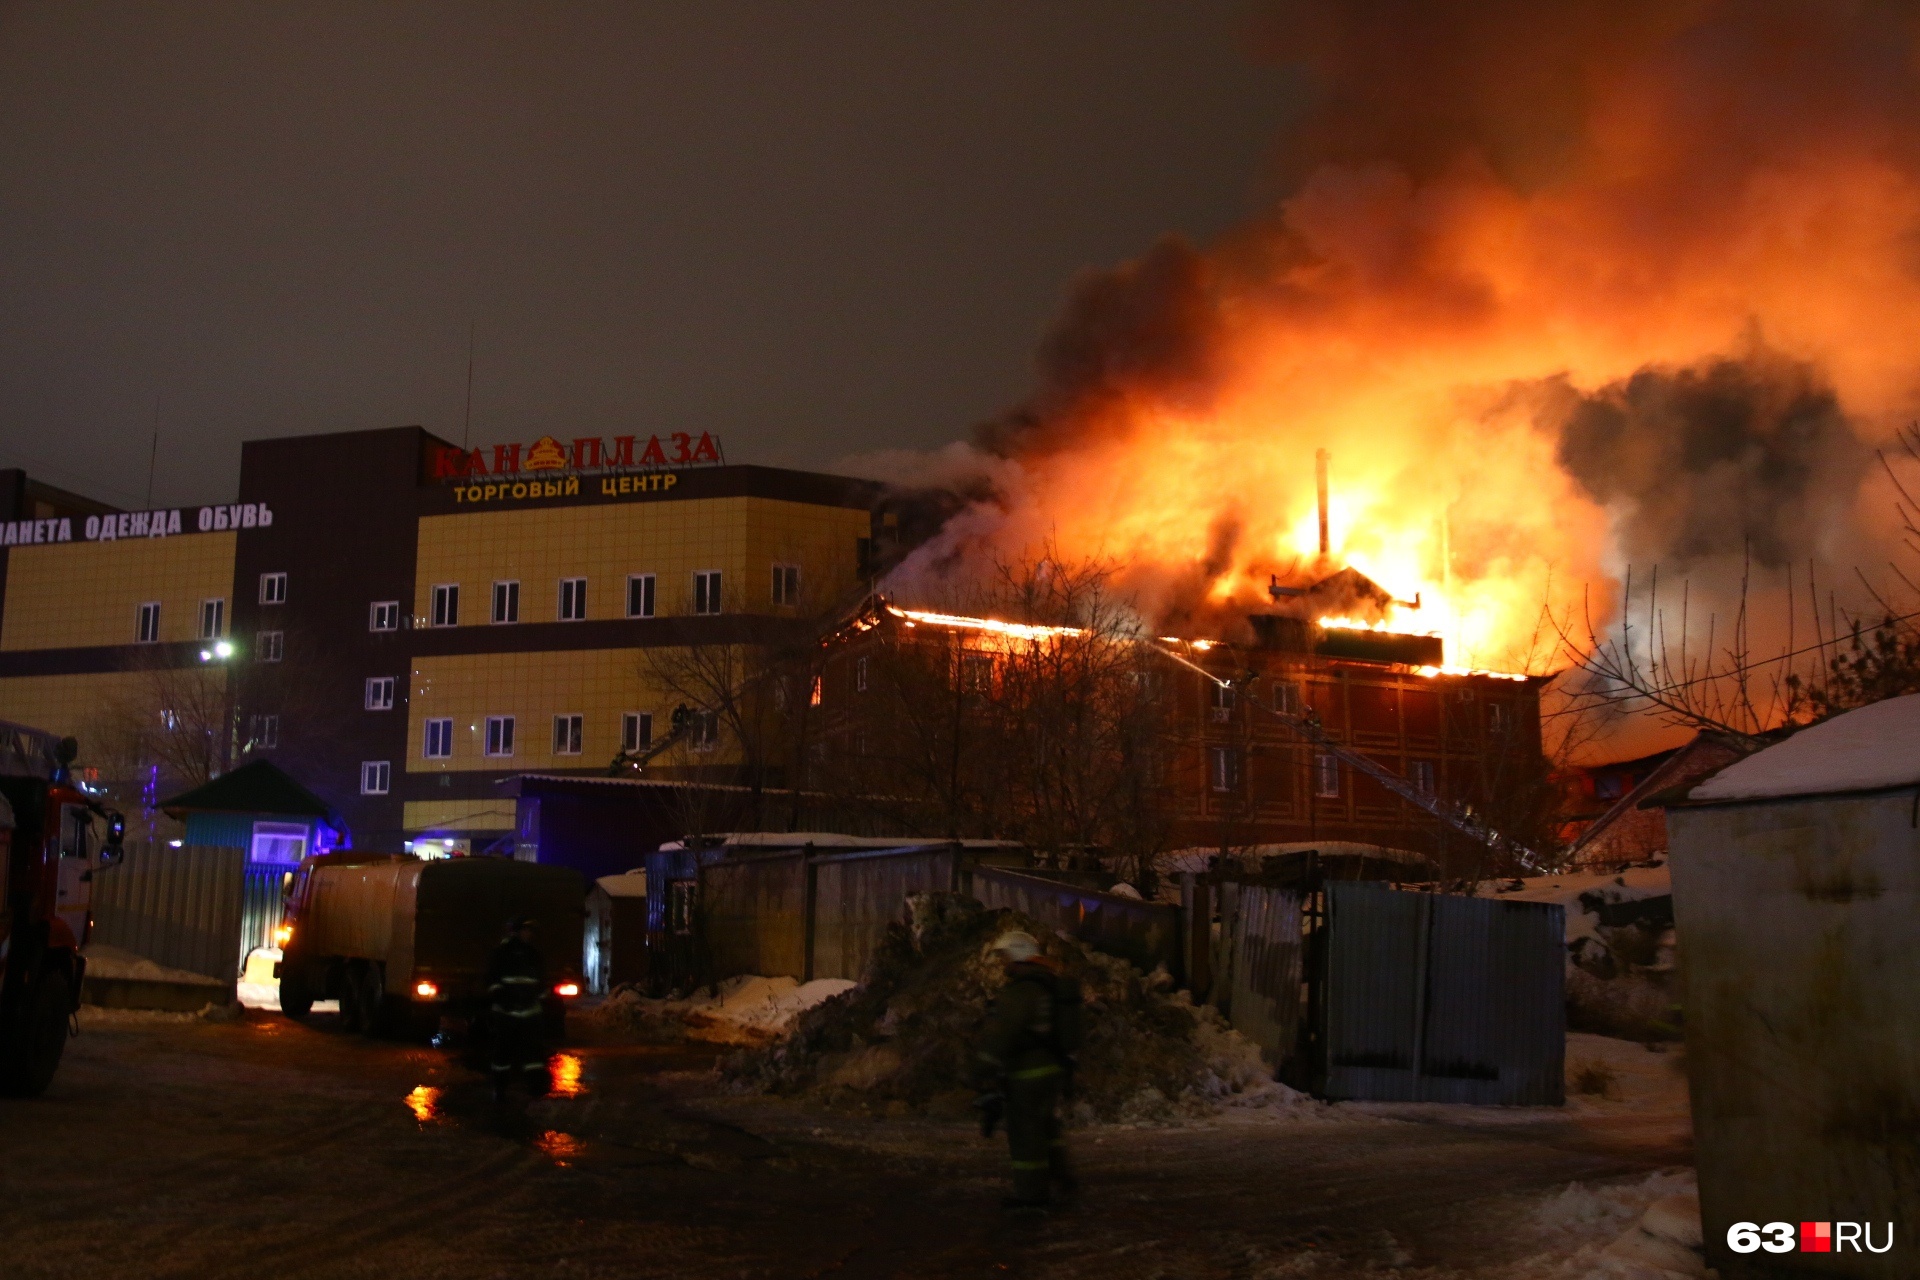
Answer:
top-left (1315, 448), bottom-right (1331, 557)
top-left (461, 321), bottom-right (476, 450)
top-left (145, 397), bottom-right (160, 509)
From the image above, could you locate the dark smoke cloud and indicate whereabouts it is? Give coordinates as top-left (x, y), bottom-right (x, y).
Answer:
top-left (976, 235), bottom-right (1231, 458)
top-left (1547, 353), bottom-right (1870, 568)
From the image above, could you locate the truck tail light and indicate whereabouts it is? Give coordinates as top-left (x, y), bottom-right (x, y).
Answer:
top-left (414, 980), bottom-right (440, 999)
top-left (554, 982), bottom-right (580, 999)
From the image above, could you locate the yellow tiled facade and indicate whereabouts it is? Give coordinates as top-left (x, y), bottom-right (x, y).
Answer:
top-left (406, 647), bottom-right (726, 773)
top-left (411, 497), bottom-right (866, 624)
top-left (0, 671), bottom-right (160, 745)
top-left (1, 533), bottom-right (237, 651)
top-left (400, 799), bottom-right (521, 834)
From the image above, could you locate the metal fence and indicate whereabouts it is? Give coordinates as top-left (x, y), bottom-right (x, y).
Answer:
top-left (90, 842), bottom-right (248, 982)
top-left (240, 864), bottom-right (289, 961)
top-left (811, 846), bottom-right (960, 980)
top-left (1322, 882), bottom-right (1565, 1105)
top-left (1221, 885), bottom-right (1304, 1069)
top-left (965, 866), bottom-right (1182, 980)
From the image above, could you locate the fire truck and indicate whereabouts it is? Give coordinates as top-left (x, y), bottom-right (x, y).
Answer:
top-left (0, 724), bottom-right (124, 1097)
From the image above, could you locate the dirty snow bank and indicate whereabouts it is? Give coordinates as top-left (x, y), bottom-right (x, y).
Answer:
top-left (723, 891), bottom-right (1321, 1124)
top-left (584, 975), bottom-right (857, 1046)
top-left (1486, 865), bottom-right (1679, 1041)
top-left (82, 944), bottom-right (225, 986)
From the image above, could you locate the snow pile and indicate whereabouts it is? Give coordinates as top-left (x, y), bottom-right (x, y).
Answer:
top-left (1503, 1171), bottom-right (1703, 1279)
top-left (723, 891), bottom-right (1299, 1123)
top-left (83, 944), bottom-right (225, 987)
top-left (585, 974), bottom-right (856, 1046)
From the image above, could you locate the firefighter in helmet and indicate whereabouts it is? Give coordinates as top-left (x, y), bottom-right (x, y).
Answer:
top-left (975, 930), bottom-right (1082, 1208)
top-left (485, 915), bottom-right (550, 1101)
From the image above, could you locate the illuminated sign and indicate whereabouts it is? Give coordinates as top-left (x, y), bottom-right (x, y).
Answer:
top-left (3, 503), bottom-right (276, 547)
top-left (449, 471), bottom-right (685, 506)
top-left (430, 432), bottom-right (723, 482)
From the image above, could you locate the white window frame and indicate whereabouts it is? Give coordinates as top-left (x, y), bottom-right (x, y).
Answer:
top-left (430, 583), bottom-right (459, 628)
top-left (370, 600), bottom-right (400, 632)
top-left (492, 580), bottom-right (520, 625)
top-left (360, 760), bottom-right (391, 795)
top-left (558, 577), bottom-right (587, 622)
top-left (365, 676), bottom-right (395, 711)
top-left (424, 717), bottom-right (454, 759)
top-left (1208, 681), bottom-right (1235, 723)
top-left (1489, 702), bottom-right (1510, 735)
top-left (1314, 753), bottom-right (1341, 799)
top-left (626, 573), bottom-right (656, 619)
top-left (258, 572), bottom-right (287, 605)
top-left (1274, 682), bottom-right (1300, 715)
top-left (249, 820), bottom-right (306, 864)
top-left (691, 710), bottom-right (719, 751)
top-left (1208, 745), bottom-right (1240, 793)
top-left (484, 715), bottom-right (516, 758)
top-left (199, 598), bottom-right (226, 640)
top-left (855, 655), bottom-right (869, 693)
top-left (692, 570), bottom-right (722, 616)
top-left (249, 713), bottom-right (279, 750)
top-left (553, 713), bottom-right (583, 755)
top-left (621, 711), bottom-right (652, 753)
top-left (1411, 759), bottom-right (1436, 795)
top-left (257, 630), bottom-right (284, 663)
top-left (772, 562), bottom-right (800, 606)
top-left (135, 601), bottom-right (161, 645)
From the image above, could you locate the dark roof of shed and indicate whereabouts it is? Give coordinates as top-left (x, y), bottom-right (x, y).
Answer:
top-left (160, 758), bottom-right (337, 821)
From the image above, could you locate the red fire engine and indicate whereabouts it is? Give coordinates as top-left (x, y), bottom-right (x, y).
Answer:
top-left (0, 725), bottom-right (124, 1096)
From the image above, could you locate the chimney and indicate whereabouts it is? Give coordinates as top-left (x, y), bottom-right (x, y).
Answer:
top-left (1316, 448), bottom-right (1330, 557)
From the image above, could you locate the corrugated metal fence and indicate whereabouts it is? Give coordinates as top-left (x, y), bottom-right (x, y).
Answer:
top-left (90, 842), bottom-right (248, 982)
top-left (240, 864), bottom-right (289, 959)
top-left (813, 846), bottom-right (961, 980)
top-left (1322, 882), bottom-right (1565, 1105)
top-left (1221, 885), bottom-right (1304, 1069)
top-left (964, 865), bottom-right (1181, 979)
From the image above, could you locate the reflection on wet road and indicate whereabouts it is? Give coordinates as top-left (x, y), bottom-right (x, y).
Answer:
top-left (548, 1052), bottom-right (585, 1098)
top-left (534, 1130), bottom-right (586, 1166)
top-left (405, 1085), bottom-right (441, 1123)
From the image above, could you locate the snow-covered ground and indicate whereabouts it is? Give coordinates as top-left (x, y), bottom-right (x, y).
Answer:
top-left (585, 973), bottom-right (857, 1044)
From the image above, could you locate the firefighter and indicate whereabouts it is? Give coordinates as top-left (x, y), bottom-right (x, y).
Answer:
top-left (485, 916), bottom-right (549, 1101)
top-left (975, 930), bottom-right (1082, 1209)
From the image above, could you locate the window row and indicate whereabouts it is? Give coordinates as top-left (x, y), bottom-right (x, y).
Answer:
top-left (133, 599), bottom-right (233, 644)
top-left (1206, 748), bottom-right (1438, 798)
top-left (409, 711), bottom-right (703, 761)
top-left (369, 565), bottom-right (803, 632)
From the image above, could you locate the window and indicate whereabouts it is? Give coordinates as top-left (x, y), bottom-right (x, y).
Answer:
top-left (360, 761), bottom-right (391, 795)
top-left (692, 570), bottom-right (722, 616)
top-left (668, 880), bottom-right (696, 935)
top-left (622, 712), bottom-right (652, 754)
top-left (1274, 682), bottom-right (1300, 715)
top-left (485, 715), bottom-right (516, 757)
top-left (199, 598), bottom-right (225, 640)
top-left (135, 602), bottom-right (161, 644)
top-left (1314, 754), bottom-right (1341, 798)
top-left (1488, 702), bottom-right (1510, 735)
top-left (365, 677), bottom-right (395, 711)
top-left (959, 652), bottom-right (994, 695)
top-left (258, 572), bottom-right (287, 605)
top-left (1208, 746), bottom-right (1240, 792)
top-left (553, 714), bottom-right (583, 755)
top-left (249, 821), bottom-right (306, 865)
top-left (626, 573), bottom-right (655, 619)
top-left (424, 717), bottom-right (454, 759)
top-left (772, 563), bottom-right (800, 606)
top-left (810, 676), bottom-right (823, 707)
top-left (558, 577), bottom-right (587, 621)
top-left (248, 714), bottom-right (279, 750)
top-left (1411, 760), bottom-right (1436, 795)
top-left (430, 584), bottom-right (459, 628)
top-left (370, 600), bottom-right (399, 632)
top-left (257, 630), bottom-right (284, 663)
top-left (855, 655), bottom-right (869, 693)
top-left (691, 710), bottom-right (718, 751)
top-left (1209, 681), bottom-right (1235, 723)
top-left (492, 580), bottom-right (519, 624)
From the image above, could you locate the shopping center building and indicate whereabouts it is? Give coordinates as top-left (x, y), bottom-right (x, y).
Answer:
top-left (0, 427), bottom-right (880, 851)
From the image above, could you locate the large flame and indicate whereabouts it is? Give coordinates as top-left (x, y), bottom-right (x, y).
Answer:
top-left (896, 3), bottom-right (1920, 686)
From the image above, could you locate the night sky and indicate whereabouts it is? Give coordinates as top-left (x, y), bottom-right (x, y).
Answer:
top-left (0, 2), bottom-right (1296, 509)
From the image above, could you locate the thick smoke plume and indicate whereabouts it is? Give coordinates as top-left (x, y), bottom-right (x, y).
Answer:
top-left (887, 0), bottom-right (1920, 677)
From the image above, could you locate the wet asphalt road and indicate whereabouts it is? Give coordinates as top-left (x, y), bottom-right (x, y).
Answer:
top-left (0, 1010), bottom-right (1691, 1279)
